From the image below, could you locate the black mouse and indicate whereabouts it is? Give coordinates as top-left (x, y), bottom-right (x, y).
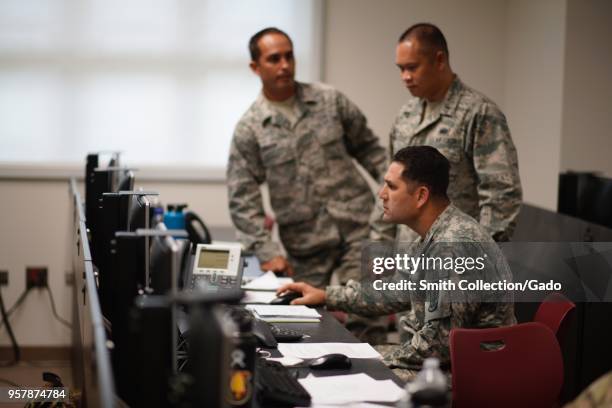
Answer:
top-left (270, 291), bottom-right (301, 305)
top-left (309, 353), bottom-right (352, 370)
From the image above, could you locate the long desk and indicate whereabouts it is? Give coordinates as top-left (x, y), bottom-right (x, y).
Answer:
top-left (267, 310), bottom-right (404, 385)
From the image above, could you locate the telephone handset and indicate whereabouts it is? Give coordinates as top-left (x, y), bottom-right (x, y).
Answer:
top-left (184, 211), bottom-right (212, 245)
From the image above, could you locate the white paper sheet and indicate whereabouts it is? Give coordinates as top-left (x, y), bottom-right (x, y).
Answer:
top-left (240, 291), bottom-right (279, 304)
top-left (246, 305), bottom-right (321, 318)
top-left (266, 356), bottom-right (304, 366)
top-left (310, 404), bottom-right (392, 408)
top-left (241, 271), bottom-right (294, 291)
top-left (277, 343), bottom-right (381, 359)
top-left (298, 373), bottom-right (404, 405)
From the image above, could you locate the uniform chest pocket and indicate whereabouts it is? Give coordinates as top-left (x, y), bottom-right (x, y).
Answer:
top-left (315, 116), bottom-right (346, 159)
top-left (432, 123), bottom-right (466, 164)
top-left (260, 142), bottom-right (298, 188)
top-left (260, 141), bottom-right (295, 166)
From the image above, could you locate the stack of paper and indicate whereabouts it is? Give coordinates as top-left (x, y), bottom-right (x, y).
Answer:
top-left (277, 342), bottom-right (381, 359)
top-left (245, 304), bottom-right (321, 323)
top-left (241, 271), bottom-right (293, 291)
top-left (298, 373), bottom-right (404, 405)
top-left (241, 271), bottom-right (294, 304)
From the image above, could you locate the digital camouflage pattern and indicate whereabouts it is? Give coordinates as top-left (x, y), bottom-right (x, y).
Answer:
top-left (327, 204), bottom-right (516, 373)
top-left (374, 76), bottom-right (522, 243)
top-left (227, 82), bottom-right (387, 266)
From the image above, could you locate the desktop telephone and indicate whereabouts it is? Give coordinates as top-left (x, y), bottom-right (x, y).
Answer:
top-left (185, 243), bottom-right (244, 293)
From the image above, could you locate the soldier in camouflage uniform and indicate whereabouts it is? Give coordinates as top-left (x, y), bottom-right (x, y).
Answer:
top-left (279, 146), bottom-right (516, 382)
top-left (227, 28), bottom-right (388, 342)
top-left (373, 23), bottom-right (522, 244)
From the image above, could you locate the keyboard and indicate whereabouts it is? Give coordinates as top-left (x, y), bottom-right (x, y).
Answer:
top-left (255, 358), bottom-right (311, 407)
top-left (269, 323), bottom-right (304, 342)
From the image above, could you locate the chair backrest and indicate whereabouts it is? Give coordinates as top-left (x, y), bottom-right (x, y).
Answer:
top-left (450, 322), bottom-right (563, 408)
top-left (534, 292), bottom-right (576, 337)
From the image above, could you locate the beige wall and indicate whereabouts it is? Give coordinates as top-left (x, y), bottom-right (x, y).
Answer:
top-left (561, 0), bottom-right (612, 177)
top-left (0, 180), bottom-right (73, 346)
top-left (502, 0), bottom-right (567, 210)
top-left (324, 0), bottom-right (507, 144)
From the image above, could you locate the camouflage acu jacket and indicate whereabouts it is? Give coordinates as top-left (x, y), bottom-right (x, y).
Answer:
top-left (386, 76), bottom-right (522, 242)
top-left (227, 82), bottom-right (387, 261)
top-left (327, 204), bottom-right (517, 369)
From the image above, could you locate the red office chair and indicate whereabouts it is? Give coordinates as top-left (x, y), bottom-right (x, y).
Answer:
top-left (450, 322), bottom-right (563, 408)
top-left (534, 292), bottom-right (575, 337)
top-left (534, 292), bottom-right (576, 404)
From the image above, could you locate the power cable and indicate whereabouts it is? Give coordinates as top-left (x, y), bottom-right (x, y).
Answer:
top-left (0, 286), bottom-right (21, 366)
top-left (44, 286), bottom-right (72, 330)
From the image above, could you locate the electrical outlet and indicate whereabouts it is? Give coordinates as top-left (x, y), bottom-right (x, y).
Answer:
top-left (0, 270), bottom-right (8, 286)
top-left (26, 267), bottom-right (48, 289)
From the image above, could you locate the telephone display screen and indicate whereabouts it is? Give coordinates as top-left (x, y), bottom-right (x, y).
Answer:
top-left (197, 249), bottom-right (230, 270)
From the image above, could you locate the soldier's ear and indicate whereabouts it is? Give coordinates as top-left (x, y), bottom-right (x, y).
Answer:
top-left (435, 50), bottom-right (446, 70)
top-left (249, 60), bottom-right (259, 75)
top-left (416, 186), bottom-right (430, 208)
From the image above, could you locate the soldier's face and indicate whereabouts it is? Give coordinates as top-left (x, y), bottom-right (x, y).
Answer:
top-left (379, 162), bottom-right (426, 225)
top-left (395, 40), bottom-right (442, 101)
top-left (250, 33), bottom-right (296, 98)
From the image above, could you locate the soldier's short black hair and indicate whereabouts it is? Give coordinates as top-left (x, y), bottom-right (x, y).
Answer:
top-left (398, 23), bottom-right (449, 60)
top-left (392, 146), bottom-right (449, 197)
top-left (249, 27), bottom-right (293, 62)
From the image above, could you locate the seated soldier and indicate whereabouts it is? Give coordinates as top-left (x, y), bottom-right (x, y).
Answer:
top-left (278, 145), bottom-right (516, 382)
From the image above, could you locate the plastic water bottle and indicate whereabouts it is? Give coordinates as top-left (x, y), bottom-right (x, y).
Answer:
top-left (148, 196), bottom-right (164, 227)
top-left (397, 358), bottom-right (449, 408)
top-left (164, 204), bottom-right (187, 230)
top-left (151, 206), bottom-right (165, 227)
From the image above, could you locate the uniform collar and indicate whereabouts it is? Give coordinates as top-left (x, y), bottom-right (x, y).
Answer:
top-left (439, 75), bottom-right (464, 117)
top-left (418, 203), bottom-right (456, 246)
top-left (408, 76), bottom-right (463, 134)
top-left (257, 82), bottom-right (317, 127)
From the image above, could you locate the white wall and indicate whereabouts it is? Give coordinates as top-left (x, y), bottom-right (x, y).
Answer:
top-left (561, 0), bottom-right (612, 177)
top-left (502, 0), bottom-right (567, 210)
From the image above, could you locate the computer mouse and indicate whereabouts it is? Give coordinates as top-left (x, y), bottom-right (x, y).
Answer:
top-left (309, 353), bottom-right (352, 370)
top-left (270, 291), bottom-right (301, 305)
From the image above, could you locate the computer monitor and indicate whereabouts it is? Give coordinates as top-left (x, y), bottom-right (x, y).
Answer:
top-left (128, 194), bottom-right (151, 232)
top-left (128, 193), bottom-right (159, 290)
top-left (85, 152), bottom-right (120, 226)
top-left (122, 295), bottom-right (174, 407)
top-left (559, 172), bottom-right (612, 229)
top-left (150, 224), bottom-right (191, 295)
top-left (115, 169), bottom-right (135, 192)
top-left (172, 290), bottom-right (243, 407)
top-left (86, 165), bottom-right (134, 267)
top-left (94, 191), bottom-right (158, 317)
top-left (108, 231), bottom-right (148, 403)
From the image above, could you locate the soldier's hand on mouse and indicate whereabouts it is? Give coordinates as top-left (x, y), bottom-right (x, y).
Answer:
top-left (276, 282), bottom-right (326, 306)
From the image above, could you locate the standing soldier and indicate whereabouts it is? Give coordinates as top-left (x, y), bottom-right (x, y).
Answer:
top-left (375, 23), bottom-right (522, 243)
top-left (227, 27), bottom-right (388, 343)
